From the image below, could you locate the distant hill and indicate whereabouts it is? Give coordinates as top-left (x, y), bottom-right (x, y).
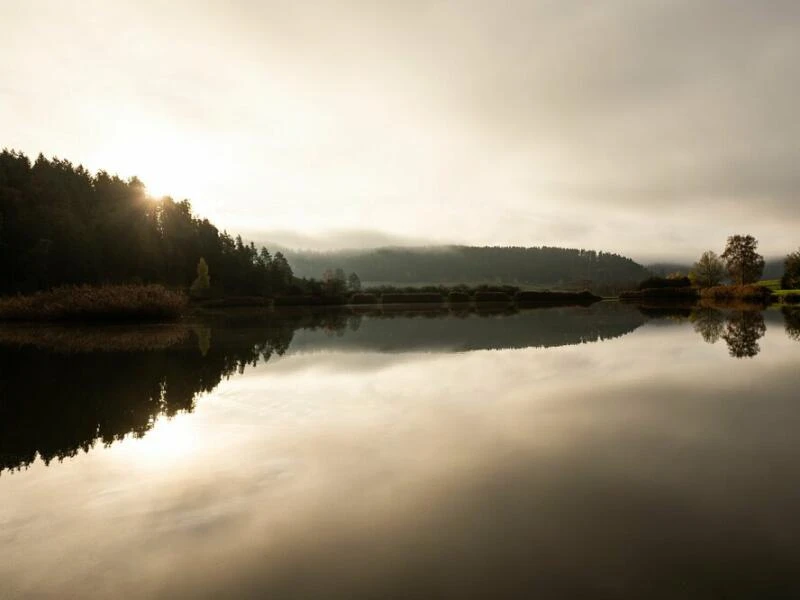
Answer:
top-left (282, 245), bottom-right (650, 292)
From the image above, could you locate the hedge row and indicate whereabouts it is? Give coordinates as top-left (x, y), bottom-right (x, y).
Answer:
top-left (516, 290), bottom-right (600, 304)
top-left (699, 285), bottom-right (773, 303)
top-left (380, 293), bottom-right (444, 304)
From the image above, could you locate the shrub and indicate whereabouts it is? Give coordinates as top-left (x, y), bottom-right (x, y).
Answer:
top-left (274, 295), bottom-right (346, 307)
top-left (0, 285), bottom-right (187, 322)
top-left (380, 293), bottom-right (444, 304)
top-left (349, 293), bottom-right (377, 305)
top-left (200, 296), bottom-right (269, 308)
top-left (700, 285), bottom-right (774, 303)
top-left (640, 287), bottom-right (699, 299)
top-left (473, 284), bottom-right (521, 295)
top-left (474, 291), bottom-right (511, 303)
top-left (783, 293), bottom-right (800, 304)
top-left (515, 290), bottom-right (601, 305)
top-left (448, 291), bottom-right (471, 303)
top-left (637, 276), bottom-right (692, 290)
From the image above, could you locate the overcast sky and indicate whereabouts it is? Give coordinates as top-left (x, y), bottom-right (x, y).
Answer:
top-left (2, 1), bottom-right (799, 261)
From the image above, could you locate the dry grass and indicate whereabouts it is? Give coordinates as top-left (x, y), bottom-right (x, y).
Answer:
top-left (0, 324), bottom-right (190, 352)
top-left (0, 285), bottom-right (187, 322)
top-left (699, 284), bottom-right (774, 304)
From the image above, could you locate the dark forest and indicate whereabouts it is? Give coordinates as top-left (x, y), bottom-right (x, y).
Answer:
top-left (0, 150), bottom-right (292, 296)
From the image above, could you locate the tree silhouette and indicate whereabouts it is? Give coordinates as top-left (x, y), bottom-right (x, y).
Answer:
top-left (689, 251), bottom-right (726, 288)
top-left (721, 311), bottom-right (766, 358)
top-left (782, 249), bottom-right (800, 290)
top-left (347, 272), bottom-right (362, 292)
top-left (0, 149), bottom-right (296, 297)
top-left (270, 252), bottom-right (294, 290)
top-left (322, 267), bottom-right (347, 295)
top-left (721, 235), bottom-right (765, 286)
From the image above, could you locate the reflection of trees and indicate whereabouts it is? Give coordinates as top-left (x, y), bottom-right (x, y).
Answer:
top-left (0, 305), bottom-right (646, 473)
top-left (0, 322), bottom-right (297, 474)
top-left (637, 306), bottom-right (693, 321)
top-left (651, 306), bottom-right (766, 357)
top-left (721, 311), bottom-right (766, 358)
top-left (690, 308), bottom-right (726, 344)
top-left (289, 304), bottom-right (646, 353)
top-left (784, 308), bottom-right (800, 342)
top-left (348, 315), bottom-right (362, 332)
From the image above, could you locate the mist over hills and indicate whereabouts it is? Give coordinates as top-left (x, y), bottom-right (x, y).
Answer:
top-left (271, 244), bottom-right (650, 291)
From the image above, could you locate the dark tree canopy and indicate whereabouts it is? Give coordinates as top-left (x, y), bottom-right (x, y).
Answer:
top-left (721, 235), bottom-right (765, 286)
top-left (0, 149), bottom-right (292, 296)
top-left (690, 250), bottom-right (726, 288)
top-left (347, 272), bottom-right (361, 292)
top-left (782, 249), bottom-right (800, 290)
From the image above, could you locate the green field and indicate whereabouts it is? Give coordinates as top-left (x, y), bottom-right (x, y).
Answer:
top-left (759, 279), bottom-right (800, 296)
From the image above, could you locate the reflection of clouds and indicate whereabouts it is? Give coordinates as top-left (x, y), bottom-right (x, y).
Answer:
top-left (3, 328), bottom-right (800, 597)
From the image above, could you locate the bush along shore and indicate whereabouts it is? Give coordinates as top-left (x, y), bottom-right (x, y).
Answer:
top-left (0, 284), bottom-right (603, 322)
top-left (619, 280), bottom-right (799, 306)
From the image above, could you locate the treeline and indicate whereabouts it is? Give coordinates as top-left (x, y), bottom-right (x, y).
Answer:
top-left (648, 259), bottom-right (786, 281)
top-left (282, 245), bottom-right (650, 292)
top-left (0, 150), bottom-right (293, 295)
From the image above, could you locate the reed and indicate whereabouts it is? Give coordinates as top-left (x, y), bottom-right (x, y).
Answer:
top-left (0, 285), bottom-right (187, 322)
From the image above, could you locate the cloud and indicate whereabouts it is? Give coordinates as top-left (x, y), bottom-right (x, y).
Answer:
top-left (241, 228), bottom-right (444, 251)
top-left (2, 0), bottom-right (799, 261)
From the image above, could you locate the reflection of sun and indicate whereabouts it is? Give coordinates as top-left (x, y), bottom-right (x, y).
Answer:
top-left (122, 416), bottom-right (197, 468)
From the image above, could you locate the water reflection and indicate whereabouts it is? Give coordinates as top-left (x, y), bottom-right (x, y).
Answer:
top-left (640, 306), bottom-right (768, 358)
top-left (722, 311), bottom-right (767, 358)
top-left (690, 307), bottom-right (726, 344)
top-left (0, 304), bottom-right (643, 474)
top-left (784, 306), bottom-right (800, 341)
top-left (0, 337), bottom-right (243, 473)
top-left (3, 305), bottom-right (800, 598)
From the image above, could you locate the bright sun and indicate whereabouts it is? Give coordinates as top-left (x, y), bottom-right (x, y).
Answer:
top-left (101, 121), bottom-right (212, 202)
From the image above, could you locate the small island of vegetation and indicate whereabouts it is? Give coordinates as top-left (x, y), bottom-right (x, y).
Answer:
top-left (621, 234), bottom-right (800, 306)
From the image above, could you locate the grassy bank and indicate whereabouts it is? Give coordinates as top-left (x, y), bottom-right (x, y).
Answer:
top-left (620, 283), bottom-right (800, 306)
top-left (0, 285), bottom-right (187, 322)
top-left (759, 279), bottom-right (800, 303)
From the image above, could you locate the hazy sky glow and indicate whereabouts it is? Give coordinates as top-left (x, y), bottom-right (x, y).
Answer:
top-left (2, 1), bottom-right (798, 261)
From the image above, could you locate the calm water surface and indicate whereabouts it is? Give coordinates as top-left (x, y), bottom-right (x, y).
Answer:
top-left (2, 303), bottom-right (800, 598)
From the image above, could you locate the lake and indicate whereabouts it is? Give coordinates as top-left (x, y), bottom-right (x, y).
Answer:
top-left (2, 303), bottom-right (800, 598)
